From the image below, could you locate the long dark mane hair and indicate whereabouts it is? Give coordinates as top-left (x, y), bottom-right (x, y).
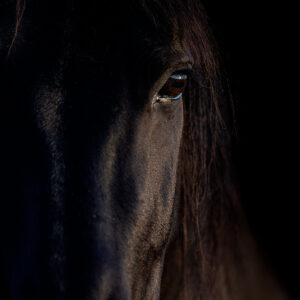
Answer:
top-left (8, 1), bottom-right (249, 299)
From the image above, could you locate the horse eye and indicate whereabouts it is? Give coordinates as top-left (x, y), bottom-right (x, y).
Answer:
top-left (156, 73), bottom-right (188, 103)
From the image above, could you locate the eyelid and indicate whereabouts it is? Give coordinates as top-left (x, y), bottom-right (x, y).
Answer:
top-left (170, 74), bottom-right (188, 80)
top-left (159, 62), bottom-right (192, 85)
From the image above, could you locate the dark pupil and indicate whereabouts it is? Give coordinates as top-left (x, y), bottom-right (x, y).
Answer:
top-left (159, 77), bottom-right (187, 98)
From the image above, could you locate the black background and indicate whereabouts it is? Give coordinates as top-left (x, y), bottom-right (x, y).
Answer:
top-left (200, 1), bottom-right (298, 299)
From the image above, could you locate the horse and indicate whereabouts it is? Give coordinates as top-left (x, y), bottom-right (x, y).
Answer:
top-left (0, 0), bottom-right (288, 299)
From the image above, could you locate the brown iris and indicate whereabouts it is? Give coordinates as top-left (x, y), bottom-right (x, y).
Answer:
top-left (157, 73), bottom-right (188, 102)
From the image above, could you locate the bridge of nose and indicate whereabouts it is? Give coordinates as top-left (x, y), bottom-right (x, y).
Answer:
top-left (61, 111), bottom-right (173, 300)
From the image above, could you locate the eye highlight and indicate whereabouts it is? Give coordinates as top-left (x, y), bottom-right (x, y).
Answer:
top-left (156, 72), bottom-right (188, 103)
